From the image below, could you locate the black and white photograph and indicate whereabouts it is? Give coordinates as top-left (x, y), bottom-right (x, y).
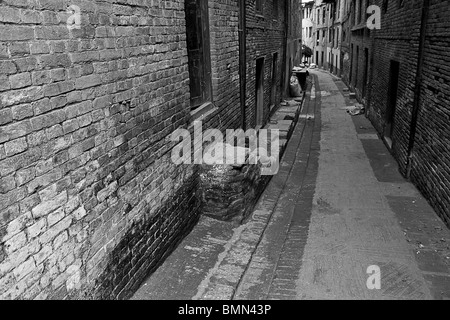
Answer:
top-left (0, 0), bottom-right (449, 307)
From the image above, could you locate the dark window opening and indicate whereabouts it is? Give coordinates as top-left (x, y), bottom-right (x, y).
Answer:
top-left (185, 0), bottom-right (212, 110)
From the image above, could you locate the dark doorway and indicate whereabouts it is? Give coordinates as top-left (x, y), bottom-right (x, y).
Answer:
top-left (384, 60), bottom-right (400, 145)
top-left (362, 48), bottom-right (369, 97)
top-left (270, 52), bottom-right (278, 109)
top-left (349, 44), bottom-right (354, 84)
top-left (330, 53), bottom-right (333, 73)
top-left (355, 46), bottom-right (359, 88)
top-left (255, 57), bottom-right (265, 126)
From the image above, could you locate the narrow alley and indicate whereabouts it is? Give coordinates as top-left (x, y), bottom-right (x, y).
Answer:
top-left (132, 69), bottom-right (450, 300)
top-left (1, 0), bottom-right (449, 303)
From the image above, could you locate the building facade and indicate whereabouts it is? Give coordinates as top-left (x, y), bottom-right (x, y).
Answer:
top-left (245, 0), bottom-right (302, 129)
top-left (302, 0), bottom-right (315, 63)
top-left (0, 0), bottom-right (301, 299)
top-left (344, 0), bottom-right (372, 104)
top-left (367, 0), bottom-right (450, 226)
top-left (310, 0), bottom-right (344, 76)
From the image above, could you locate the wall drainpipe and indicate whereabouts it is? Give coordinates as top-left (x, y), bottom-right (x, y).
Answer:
top-left (406, 0), bottom-right (430, 179)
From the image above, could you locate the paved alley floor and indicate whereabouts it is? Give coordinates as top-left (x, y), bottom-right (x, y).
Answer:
top-left (132, 69), bottom-right (450, 300)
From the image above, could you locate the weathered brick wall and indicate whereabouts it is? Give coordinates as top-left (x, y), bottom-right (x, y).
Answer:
top-left (368, 0), bottom-right (450, 226)
top-left (345, 0), bottom-right (374, 105)
top-left (244, 0), bottom-right (302, 129)
top-left (0, 0), bottom-right (300, 300)
top-left (208, 0), bottom-right (241, 131)
top-left (410, 0), bottom-right (450, 226)
top-left (368, 0), bottom-right (420, 170)
top-left (0, 0), bottom-right (200, 300)
top-left (348, 29), bottom-right (371, 102)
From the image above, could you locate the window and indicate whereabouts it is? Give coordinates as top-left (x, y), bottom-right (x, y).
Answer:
top-left (256, 0), bottom-right (264, 14)
top-left (185, 0), bottom-right (212, 110)
top-left (382, 0), bottom-right (389, 13)
top-left (398, 0), bottom-right (405, 8)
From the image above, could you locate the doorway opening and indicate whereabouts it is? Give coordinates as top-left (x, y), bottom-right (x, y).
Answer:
top-left (362, 48), bottom-right (369, 97)
top-left (255, 57), bottom-right (265, 126)
top-left (355, 46), bottom-right (359, 88)
top-left (349, 44), bottom-right (354, 84)
top-left (384, 60), bottom-right (400, 148)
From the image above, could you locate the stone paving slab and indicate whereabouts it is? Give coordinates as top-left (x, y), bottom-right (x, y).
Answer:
top-left (235, 69), bottom-right (450, 300)
top-left (132, 69), bottom-right (450, 300)
top-left (234, 78), bottom-right (319, 300)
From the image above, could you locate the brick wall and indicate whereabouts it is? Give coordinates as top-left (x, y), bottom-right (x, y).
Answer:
top-left (0, 0), bottom-right (301, 300)
top-left (0, 0), bottom-right (200, 300)
top-left (0, 0), bottom-right (242, 300)
top-left (368, 0), bottom-right (420, 169)
top-left (245, 0), bottom-right (302, 129)
top-left (367, 0), bottom-right (450, 226)
top-left (410, 0), bottom-right (450, 226)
